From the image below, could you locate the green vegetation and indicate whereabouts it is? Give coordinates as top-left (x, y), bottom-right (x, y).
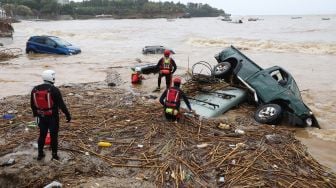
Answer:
top-left (0, 0), bottom-right (225, 19)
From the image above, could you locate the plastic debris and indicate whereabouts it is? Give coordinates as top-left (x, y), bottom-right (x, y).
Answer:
top-left (236, 142), bottom-right (246, 148)
top-left (1, 158), bottom-right (15, 166)
top-left (2, 114), bottom-right (15, 120)
top-left (98, 141), bottom-right (112, 147)
top-left (43, 181), bottom-right (62, 188)
top-left (33, 143), bottom-right (38, 149)
top-left (229, 144), bottom-right (236, 148)
top-left (218, 123), bottom-right (231, 130)
top-left (137, 144), bottom-right (144, 148)
top-left (219, 176), bottom-right (225, 183)
top-left (7, 158), bottom-right (15, 165)
top-left (45, 132), bottom-right (51, 145)
top-left (7, 110), bottom-right (18, 114)
top-left (27, 121), bottom-right (37, 128)
top-left (234, 129), bottom-right (245, 135)
top-left (196, 143), bottom-right (209, 148)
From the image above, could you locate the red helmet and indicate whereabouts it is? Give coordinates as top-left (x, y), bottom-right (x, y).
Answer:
top-left (173, 77), bottom-right (181, 84)
top-left (164, 49), bottom-right (171, 57)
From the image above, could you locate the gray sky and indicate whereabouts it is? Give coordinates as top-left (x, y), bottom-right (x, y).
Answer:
top-left (72, 0), bottom-right (336, 15)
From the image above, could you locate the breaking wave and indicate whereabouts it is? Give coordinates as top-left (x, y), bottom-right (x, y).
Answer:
top-left (187, 37), bottom-right (336, 55)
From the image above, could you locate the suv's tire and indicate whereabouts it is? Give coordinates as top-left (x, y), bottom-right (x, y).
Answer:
top-left (26, 49), bottom-right (36, 54)
top-left (213, 62), bottom-right (231, 78)
top-left (254, 104), bottom-right (282, 124)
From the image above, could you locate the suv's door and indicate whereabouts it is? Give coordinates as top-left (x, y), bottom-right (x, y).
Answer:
top-left (246, 67), bottom-right (288, 103)
top-left (45, 38), bottom-right (60, 54)
top-left (33, 37), bottom-right (47, 53)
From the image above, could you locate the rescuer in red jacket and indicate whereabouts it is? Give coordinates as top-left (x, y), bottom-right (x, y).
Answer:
top-left (159, 77), bottom-right (192, 121)
top-left (156, 49), bottom-right (177, 90)
top-left (31, 70), bottom-right (71, 161)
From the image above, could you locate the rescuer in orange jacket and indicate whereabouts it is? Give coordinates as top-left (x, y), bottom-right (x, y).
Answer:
top-left (131, 67), bottom-right (144, 84)
top-left (159, 77), bottom-right (192, 121)
top-left (156, 49), bottom-right (177, 90)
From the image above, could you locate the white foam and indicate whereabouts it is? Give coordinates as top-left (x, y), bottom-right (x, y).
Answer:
top-left (187, 37), bottom-right (336, 55)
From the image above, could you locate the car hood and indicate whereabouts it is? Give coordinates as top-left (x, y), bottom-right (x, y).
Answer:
top-left (271, 89), bottom-right (312, 118)
top-left (66, 45), bottom-right (81, 51)
top-left (65, 45), bottom-right (81, 54)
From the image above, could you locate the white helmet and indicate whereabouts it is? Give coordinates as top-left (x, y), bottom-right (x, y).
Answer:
top-left (135, 67), bottom-right (141, 72)
top-left (42, 70), bottom-right (56, 83)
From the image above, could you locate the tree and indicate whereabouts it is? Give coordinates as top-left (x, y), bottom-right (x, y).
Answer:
top-left (0, 0), bottom-right (225, 19)
top-left (16, 5), bottom-right (33, 16)
top-left (40, 0), bottom-right (59, 15)
top-left (2, 4), bottom-right (15, 17)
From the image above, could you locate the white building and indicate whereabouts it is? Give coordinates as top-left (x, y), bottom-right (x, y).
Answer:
top-left (57, 0), bottom-right (70, 4)
top-left (0, 8), bottom-right (6, 19)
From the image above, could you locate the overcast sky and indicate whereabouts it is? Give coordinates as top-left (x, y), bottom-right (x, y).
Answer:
top-left (72, 0), bottom-right (336, 15)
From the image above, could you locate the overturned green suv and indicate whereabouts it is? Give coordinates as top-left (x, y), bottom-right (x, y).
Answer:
top-left (214, 46), bottom-right (319, 128)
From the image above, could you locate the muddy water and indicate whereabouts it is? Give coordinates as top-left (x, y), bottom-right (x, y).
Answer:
top-left (1, 16), bottom-right (335, 171)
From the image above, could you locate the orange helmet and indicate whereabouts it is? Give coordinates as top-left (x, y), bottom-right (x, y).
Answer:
top-left (173, 77), bottom-right (181, 84)
top-left (164, 49), bottom-right (171, 57)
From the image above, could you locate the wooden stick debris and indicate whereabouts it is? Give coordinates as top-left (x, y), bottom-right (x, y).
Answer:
top-left (0, 84), bottom-right (335, 187)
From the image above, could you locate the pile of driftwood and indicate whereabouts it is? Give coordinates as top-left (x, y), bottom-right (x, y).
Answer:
top-left (0, 83), bottom-right (335, 187)
top-left (0, 47), bottom-right (22, 61)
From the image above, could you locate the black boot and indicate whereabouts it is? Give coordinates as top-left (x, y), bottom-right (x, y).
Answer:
top-left (37, 152), bottom-right (45, 161)
top-left (52, 153), bottom-right (59, 160)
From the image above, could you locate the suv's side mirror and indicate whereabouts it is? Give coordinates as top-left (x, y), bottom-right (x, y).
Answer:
top-left (53, 44), bottom-right (58, 48)
top-left (278, 79), bottom-right (287, 86)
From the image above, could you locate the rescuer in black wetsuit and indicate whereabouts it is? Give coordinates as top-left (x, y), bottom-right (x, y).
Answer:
top-left (31, 70), bottom-right (71, 161)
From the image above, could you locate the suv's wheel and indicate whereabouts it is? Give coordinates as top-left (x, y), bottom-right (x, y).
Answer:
top-left (26, 49), bottom-right (36, 54)
top-left (213, 62), bottom-right (231, 78)
top-left (254, 104), bottom-right (282, 124)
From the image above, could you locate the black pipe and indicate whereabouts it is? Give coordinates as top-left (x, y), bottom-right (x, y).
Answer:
top-left (199, 89), bottom-right (236, 99)
top-left (187, 97), bottom-right (219, 109)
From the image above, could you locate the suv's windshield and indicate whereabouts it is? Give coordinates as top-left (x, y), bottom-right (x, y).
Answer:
top-left (50, 37), bottom-right (71, 47)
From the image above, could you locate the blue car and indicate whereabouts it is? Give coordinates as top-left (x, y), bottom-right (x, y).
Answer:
top-left (26, 36), bottom-right (81, 55)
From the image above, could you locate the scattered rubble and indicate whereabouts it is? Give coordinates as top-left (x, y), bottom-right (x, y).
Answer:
top-left (0, 48), bottom-right (22, 62)
top-left (0, 82), bottom-right (335, 187)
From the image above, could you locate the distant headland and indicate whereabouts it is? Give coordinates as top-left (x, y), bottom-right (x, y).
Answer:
top-left (0, 0), bottom-right (226, 20)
